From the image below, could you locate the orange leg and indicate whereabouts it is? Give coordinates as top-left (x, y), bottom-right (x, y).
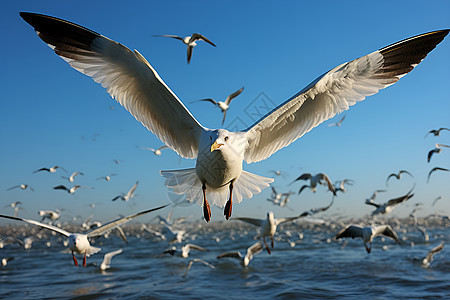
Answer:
top-left (224, 182), bottom-right (233, 220)
top-left (72, 252), bottom-right (78, 267)
top-left (202, 183), bottom-right (211, 223)
top-left (83, 252), bottom-right (87, 267)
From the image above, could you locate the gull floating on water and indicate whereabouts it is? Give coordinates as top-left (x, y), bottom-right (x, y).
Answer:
top-left (112, 181), bottom-right (138, 201)
top-left (234, 212), bottom-right (303, 254)
top-left (217, 241), bottom-right (264, 267)
top-left (191, 87), bottom-right (244, 125)
top-left (100, 249), bottom-right (123, 271)
top-left (162, 243), bottom-right (208, 258)
top-left (335, 224), bottom-right (400, 253)
top-left (427, 167), bottom-right (450, 183)
top-left (425, 127), bottom-right (450, 137)
top-left (0, 205), bottom-right (167, 267)
top-left (20, 12), bottom-right (449, 222)
top-left (153, 33), bottom-right (216, 63)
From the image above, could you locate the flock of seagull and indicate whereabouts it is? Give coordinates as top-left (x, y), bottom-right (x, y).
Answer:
top-left (1, 12), bottom-right (449, 276)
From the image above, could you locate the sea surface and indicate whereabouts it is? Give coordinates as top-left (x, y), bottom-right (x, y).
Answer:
top-left (0, 216), bottom-right (449, 299)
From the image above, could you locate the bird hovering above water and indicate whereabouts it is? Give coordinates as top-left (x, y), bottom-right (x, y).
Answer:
top-left (153, 33), bottom-right (216, 63)
top-left (19, 12), bottom-right (449, 222)
top-left (0, 205), bottom-right (167, 267)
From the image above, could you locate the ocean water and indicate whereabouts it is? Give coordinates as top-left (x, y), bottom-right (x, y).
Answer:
top-left (0, 217), bottom-right (449, 299)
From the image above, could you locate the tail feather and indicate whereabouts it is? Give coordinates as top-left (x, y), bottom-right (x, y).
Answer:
top-left (160, 169), bottom-right (273, 209)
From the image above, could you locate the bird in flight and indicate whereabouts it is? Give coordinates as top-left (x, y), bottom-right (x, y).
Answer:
top-left (20, 12), bottom-right (449, 222)
top-left (425, 127), bottom-right (450, 137)
top-left (153, 33), bottom-right (216, 63)
top-left (191, 87), bottom-right (244, 125)
top-left (0, 205), bottom-right (167, 266)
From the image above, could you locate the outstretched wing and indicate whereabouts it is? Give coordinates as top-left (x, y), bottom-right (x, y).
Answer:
top-left (21, 12), bottom-right (204, 158)
top-left (335, 225), bottom-right (364, 240)
top-left (243, 30), bottom-right (449, 163)
top-left (87, 204), bottom-right (168, 237)
top-left (0, 214), bottom-right (71, 237)
top-left (233, 217), bottom-right (263, 227)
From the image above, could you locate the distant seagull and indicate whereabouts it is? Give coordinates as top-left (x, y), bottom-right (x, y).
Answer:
top-left (1, 257), bottom-right (14, 267)
top-left (432, 196), bottom-right (443, 207)
top-left (113, 159), bottom-right (121, 165)
top-left (33, 166), bottom-right (65, 173)
top-left (145, 224), bottom-right (186, 244)
top-left (96, 174), bottom-right (117, 182)
top-left (365, 189), bottom-right (414, 215)
top-left (0, 205), bottom-right (167, 267)
top-left (417, 226), bottom-right (429, 241)
top-left (334, 179), bottom-right (354, 193)
top-left (335, 225), bottom-right (400, 253)
top-left (269, 170), bottom-right (289, 178)
top-left (191, 87), bottom-right (244, 125)
top-left (153, 33), bottom-right (216, 63)
top-left (427, 167), bottom-right (450, 183)
top-left (327, 114), bottom-right (346, 127)
top-left (427, 144), bottom-right (450, 163)
top-left (386, 170), bottom-right (414, 186)
top-left (100, 249), bottom-right (123, 271)
top-left (5, 201), bottom-right (23, 217)
top-left (38, 210), bottom-right (61, 221)
top-left (420, 243), bottom-right (444, 268)
top-left (425, 127), bottom-right (450, 137)
top-left (217, 241), bottom-right (264, 267)
top-left (299, 198), bottom-right (334, 217)
top-left (53, 184), bottom-right (87, 194)
top-left (162, 244), bottom-right (208, 258)
top-left (138, 145), bottom-right (169, 156)
top-left (234, 212), bottom-right (303, 254)
top-left (61, 171), bottom-right (84, 183)
top-left (7, 184), bottom-right (34, 192)
top-left (112, 181), bottom-right (138, 201)
top-left (183, 258), bottom-right (215, 277)
top-left (291, 173), bottom-right (336, 196)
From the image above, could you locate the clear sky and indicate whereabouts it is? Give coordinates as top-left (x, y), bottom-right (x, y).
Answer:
top-left (1, 1), bottom-right (449, 224)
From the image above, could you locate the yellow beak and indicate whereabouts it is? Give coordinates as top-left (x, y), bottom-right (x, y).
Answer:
top-left (210, 141), bottom-right (223, 152)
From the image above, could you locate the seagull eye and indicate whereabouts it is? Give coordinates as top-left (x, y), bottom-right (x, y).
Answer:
top-left (224, 136), bottom-right (229, 142)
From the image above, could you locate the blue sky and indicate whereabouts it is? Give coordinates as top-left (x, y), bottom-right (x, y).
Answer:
top-left (1, 1), bottom-right (449, 224)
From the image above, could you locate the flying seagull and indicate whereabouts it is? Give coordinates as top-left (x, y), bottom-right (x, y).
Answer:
top-left (427, 167), bottom-right (450, 183)
top-left (234, 212), bottom-right (303, 254)
top-left (291, 173), bottom-right (336, 196)
top-left (100, 249), bottom-right (123, 271)
top-left (19, 12), bottom-right (449, 222)
top-left (427, 144), bottom-right (450, 163)
top-left (112, 181), bottom-right (138, 201)
top-left (365, 189), bottom-right (414, 215)
top-left (61, 171), bottom-right (84, 183)
top-left (327, 114), bottom-right (346, 127)
top-left (33, 166), bottom-right (65, 173)
top-left (386, 170), bottom-right (414, 186)
top-left (7, 184), bottom-right (34, 192)
top-left (162, 244), bottom-right (208, 258)
top-left (425, 127), bottom-right (450, 137)
top-left (96, 174), bottom-right (117, 182)
top-left (138, 145), bottom-right (169, 156)
top-left (183, 258), bottom-right (215, 277)
top-left (191, 87), bottom-right (244, 125)
top-left (0, 205), bottom-right (167, 266)
top-left (421, 243), bottom-right (444, 268)
top-left (53, 184), bottom-right (86, 194)
top-left (217, 241), bottom-right (264, 267)
top-left (153, 33), bottom-right (216, 63)
top-left (335, 224), bottom-right (400, 253)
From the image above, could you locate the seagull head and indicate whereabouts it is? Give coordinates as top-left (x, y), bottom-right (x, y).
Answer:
top-left (208, 129), bottom-right (247, 157)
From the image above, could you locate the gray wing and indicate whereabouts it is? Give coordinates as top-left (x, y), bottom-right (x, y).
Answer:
top-left (87, 204), bottom-right (168, 237)
top-left (276, 215), bottom-right (303, 225)
top-left (183, 258), bottom-right (215, 277)
top-left (425, 243), bottom-right (444, 262)
top-left (224, 87), bottom-right (244, 105)
top-left (233, 217), bottom-right (263, 227)
top-left (100, 249), bottom-right (123, 270)
top-left (191, 98), bottom-right (219, 106)
top-left (21, 12), bottom-right (204, 159)
top-left (185, 243), bottom-right (208, 252)
top-left (387, 192), bottom-right (414, 207)
top-left (191, 33), bottom-right (216, 47)
top-left (217, 251), bottom-right (242, 260)
top-left (335, 225), bottom-right (364, 240)
top-left (317, 173), bottom-right (336, 195)
top-left (125, 181), bottom-right (139, 198)
top-left (246, 241), bottom-right (264, 258)
top-left (428, 167), bottom-right (450, 182)
top-left (187, 45), bottom-right (193, 63)
top-left (0, 214), bottom-right (71, 237)
top-left (376, 225), bottom-right (399, 242)
top-left (243, 30), bottom-right (449, 163)
top-left (153, 34), bottom-right (184, 41)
